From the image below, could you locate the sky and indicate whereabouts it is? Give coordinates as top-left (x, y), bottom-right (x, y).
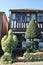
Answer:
top-left (0, 0), bottom-right (43, 19)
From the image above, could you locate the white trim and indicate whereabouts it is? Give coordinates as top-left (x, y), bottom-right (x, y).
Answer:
top-left (13, 32), bottom-right (25, 34)
top-left (41, 24), bottom-right (42, 28)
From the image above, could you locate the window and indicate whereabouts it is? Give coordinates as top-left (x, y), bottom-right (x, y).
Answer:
top-left (16, 13), bottom-right (21, 21)
top-left (11, 13), bottom-right (16, 20)
top-left (26, 17), bottom-right (30, 21)
top-left (26, 14), bottom-right (30, 21)
top-left (38, 23), bottom-right (42, 28)
top-left (14, 21), bottom-right (16, 28)
top-left (31, 14), bottom-right (36, 20)
top-left (37, 13), bottom-right (43, 22)
top-left (27, 14), bottom-right (30, 16)
top-left (17, 15), bottom-right (21, 21)
top-left (22, 15), bottom-right (25, 22)
top-left (22, 41), bottom-right (26, 48)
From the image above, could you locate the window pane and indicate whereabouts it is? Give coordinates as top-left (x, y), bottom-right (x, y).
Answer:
top-left (22, 15), bottom-right (25, 22)
top-left (31, 14), bottom-right (36, 20)
top-left (37, 13), bottom-right (43, 22)
top-left (16, 14), bottom-right (21, 21)
top-left (26, 13), bottom-right (30, 21)
top-left (12, 13), bottom-right (16, 20)
top-left (27, 16), bottom-right (30, 21)
top-left (17, 16), bottom-right (21, 21)
top-left (27, 14), bottom-right (30, 16)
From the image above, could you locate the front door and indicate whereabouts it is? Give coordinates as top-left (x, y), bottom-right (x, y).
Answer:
top-left (16, 34), bottom-right (22, 48)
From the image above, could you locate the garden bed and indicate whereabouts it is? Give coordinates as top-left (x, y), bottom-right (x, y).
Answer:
top-left (23, 52), bottom-right (43, 61)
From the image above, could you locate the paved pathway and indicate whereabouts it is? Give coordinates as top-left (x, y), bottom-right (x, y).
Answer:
top-left (0, 60), bottom-right (43, 65)
top-left (12, 61), bottom-right (43, 65)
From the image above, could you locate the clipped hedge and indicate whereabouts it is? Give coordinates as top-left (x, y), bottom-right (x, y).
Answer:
top-left (23, 52), bottom-right (43, 61)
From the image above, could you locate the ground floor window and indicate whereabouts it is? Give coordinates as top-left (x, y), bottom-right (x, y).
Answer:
top-left (22, 41), bottom-right (26, 48)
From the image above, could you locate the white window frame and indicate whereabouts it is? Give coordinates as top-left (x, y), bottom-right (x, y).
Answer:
top-left (26, 23), bottom-right (28, 28)
top-left (22, 23), bottom-right (24, 28)
top-left (38, 23), bottom-right (42, 28)
top-left (17, 23), bottom-right (19, 28)
top-left (10, 21), bottom-right (13, 28)
top-left (14, 21), bottom-right (16, 28)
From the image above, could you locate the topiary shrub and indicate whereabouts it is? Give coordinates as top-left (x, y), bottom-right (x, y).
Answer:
top-left (26, 41), bottom-right (35, 52)
top-left (25, 20), bottom-right (42, 39)
top-left (1, 29), bottom-right (18, 53)
top-left (1, 29), bottom-right (18, 64)
top-left (25, 20), bottom-right (42, 52)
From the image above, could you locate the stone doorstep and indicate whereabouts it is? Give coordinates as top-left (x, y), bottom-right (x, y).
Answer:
top-left (17, 57), bottom-right (24, 60)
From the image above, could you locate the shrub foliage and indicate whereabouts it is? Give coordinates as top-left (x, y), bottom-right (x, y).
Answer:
top-left (1, 29), bottom-right (18, 53)
top-left (25, 20), bottom-right (42, 39)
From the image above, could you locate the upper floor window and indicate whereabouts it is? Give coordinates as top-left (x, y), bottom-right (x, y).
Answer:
top-left (16, 14), bottom-right (21, 21)
top-left (37, 13), bottom-right (43, 22)
top-left (26, 14), bottom-right (30, 22)
top-left (31, 14), bottom-right (36, 20)
top-left (22, 15), bottom-right (25, 22)
top-left (11, 13), bottom-right (16, 20)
